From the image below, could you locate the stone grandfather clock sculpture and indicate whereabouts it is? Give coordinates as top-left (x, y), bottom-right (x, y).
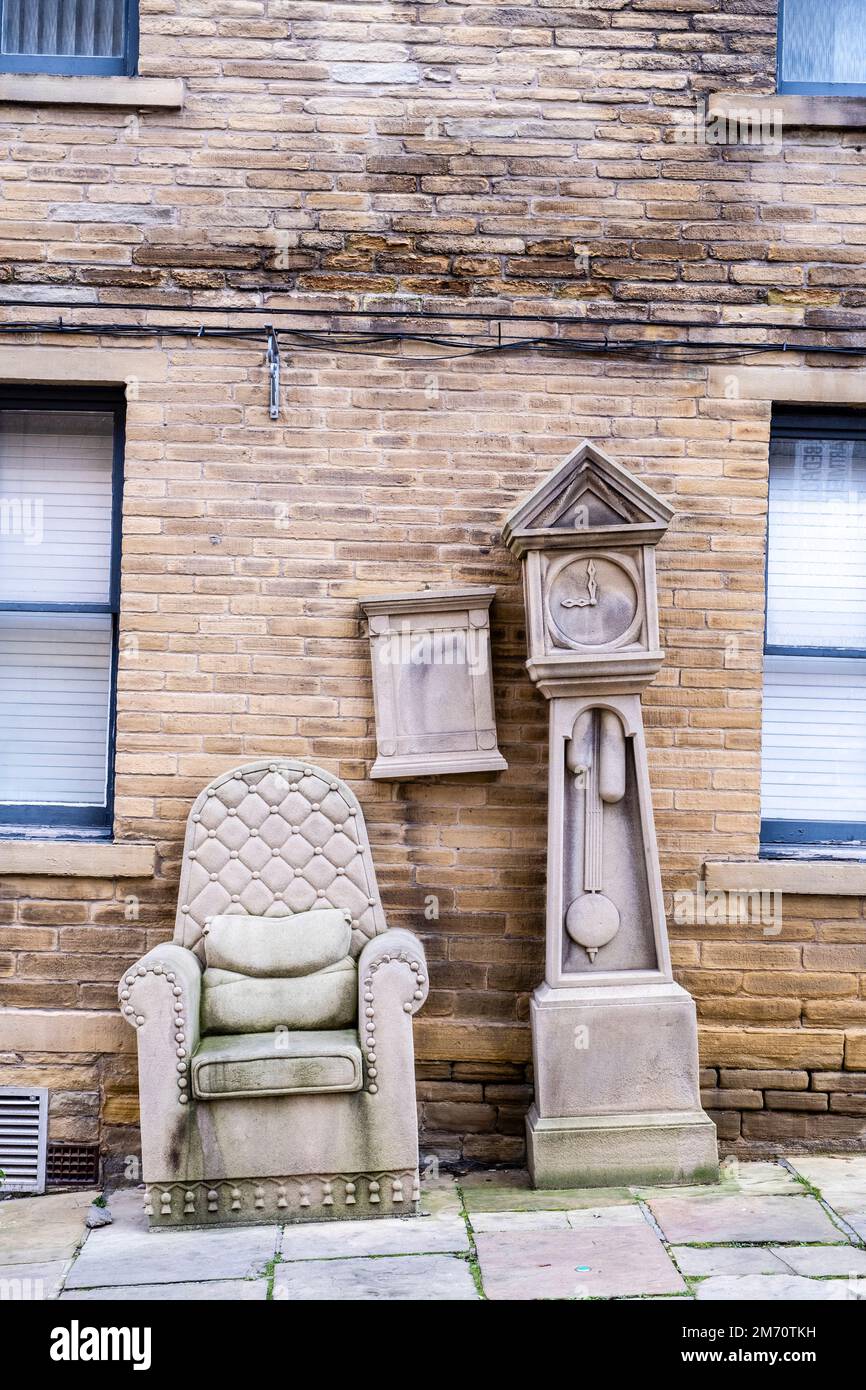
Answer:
top-left (503, 441), bottom-right (718, 1188)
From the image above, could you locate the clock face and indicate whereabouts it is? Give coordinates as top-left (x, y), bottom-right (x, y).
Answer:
top-left (546, 555), bottom-right (639, 649)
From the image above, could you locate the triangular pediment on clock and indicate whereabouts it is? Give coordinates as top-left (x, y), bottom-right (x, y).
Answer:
top-left (502, 440), bottom-right (674, 556)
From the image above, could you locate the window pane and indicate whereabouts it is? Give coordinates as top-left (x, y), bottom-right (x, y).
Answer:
top-left (781, 0), bottom-right (866, 86)
top-left (1, 0), bottom-right (126, 59)
top-left (762, 654), bottom-right (866, 826)
top-left (0, 410), bottom-right (114, 604)
top-left (766, 433), bottom-right (866, 650)
top-left (0, 612), bottom-right (112, 807)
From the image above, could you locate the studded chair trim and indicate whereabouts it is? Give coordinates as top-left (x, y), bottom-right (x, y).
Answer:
top-left (174, 760), bottom-right (388, 959)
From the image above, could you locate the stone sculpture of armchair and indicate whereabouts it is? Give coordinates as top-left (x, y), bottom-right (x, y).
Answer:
top-left (119, 760), bottom-right (428, 1227)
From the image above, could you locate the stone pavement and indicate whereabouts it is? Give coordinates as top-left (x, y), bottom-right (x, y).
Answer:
top-left (2, 1156), bottom-right (866, 1301)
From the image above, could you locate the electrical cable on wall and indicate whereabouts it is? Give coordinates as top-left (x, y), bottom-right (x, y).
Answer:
top-left (1, 300), bottom-right (866, 421)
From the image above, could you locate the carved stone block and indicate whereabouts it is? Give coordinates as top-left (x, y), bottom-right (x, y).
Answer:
top-left (360, 587), bottom-right (507, 779)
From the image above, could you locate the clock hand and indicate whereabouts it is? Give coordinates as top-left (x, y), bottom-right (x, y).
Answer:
top-left (586, 558), bottom-right (598, 604)
top-left (560, 559), bottom-right (599, 608)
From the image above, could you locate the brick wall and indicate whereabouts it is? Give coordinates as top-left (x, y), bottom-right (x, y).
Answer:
top-left (2, 0), bottom-right (866, 1170)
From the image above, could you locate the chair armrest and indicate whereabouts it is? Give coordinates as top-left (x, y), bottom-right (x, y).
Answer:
top-left (357, 930), bottom-right (427, 1096)
top-left (358, 929), bottom-right (428, 1018)
top-left (118, 943), bottom-right (202, 1106)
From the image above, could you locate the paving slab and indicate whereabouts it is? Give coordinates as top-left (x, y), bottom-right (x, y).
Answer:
top-left (475, 1209), bottom-right (685, 1300)
top-left (770, 1244), bottom-right (866, 1276)
top-left (460, 1169), bottom-right (633, 1214)
top-left (277, 1212), bottom-right (468, 1260)
top-left (785, 1158), bottom-right (866, 1233)
top-left (565, 1205), bottom-right (650, 1231)
top-left (469, 1210), bottom-right (572, 1234)
top-left (635, 1161), bottom-right (800, 1203)
top-left (105, 1187), bottom-right (149, 1232)
top-left (647, 1193), bottom-right (841, 1245)
top-left (419, 1176), bottom-right (463, 1219)
top-left (459, 1168), bottom-right (531, 1192)
top-left (718, 1160), bottom-right (805, 1196)
top-left (838, 1211), bottom-right (866, 1240)
top-left (61, 1279), bottom-right (268, 1301)
top-left (622, 1294), bottom-right (695, 1301)
top-left (785, 1155), bottom-right (866, 1198)
top-left (672, 1246), bottom-right (788, 1277)
top-left (0, 1259), bottom-right (69, 1299)
top-left (273, 1253), bottom-right (478, 1301)
top-left (695, 1274), bottom-right (865, 1301)
top-left (65, 1222), bottom-right (279, 1289)
top-left (13, 1161), bottom-right (864, 1302)
top-left (0, 1190), bottom-right (95, 1265)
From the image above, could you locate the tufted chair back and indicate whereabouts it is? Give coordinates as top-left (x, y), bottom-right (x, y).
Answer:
top-left (174, 760), bottom-right (388, 961)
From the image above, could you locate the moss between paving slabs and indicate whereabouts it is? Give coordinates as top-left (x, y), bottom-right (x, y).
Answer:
top-left (455, 1183), bottom-right (486, 1298)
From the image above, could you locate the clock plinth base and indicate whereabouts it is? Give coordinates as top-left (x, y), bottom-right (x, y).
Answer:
top-left (528, 982), bottom-right (718, 1189)
top-left (526, 1105), bottom-right (719, 1190)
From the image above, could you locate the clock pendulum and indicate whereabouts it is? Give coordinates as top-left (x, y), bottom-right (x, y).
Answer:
top-left (564, 705), bottom-right (627, 962)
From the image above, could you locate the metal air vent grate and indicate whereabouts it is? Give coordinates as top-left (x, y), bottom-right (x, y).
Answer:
top-left (46, 1141), bottom-right (100, 1187)
top-left (0, 1087), bottom-right (48, 1194)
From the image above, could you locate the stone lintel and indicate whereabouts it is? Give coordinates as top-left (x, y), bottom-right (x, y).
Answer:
top-left (0, 76), bottom-right (184, 108)
top-left (705, 859), bottom-right (866, 896)
top-left (1, 1008), bottom-right (134, 1054)
top-left (0, 840), bottom-right (156, 878)
top-left (709, 91), bottom-right (866, 131)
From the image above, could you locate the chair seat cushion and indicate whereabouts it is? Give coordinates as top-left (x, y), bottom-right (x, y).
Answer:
top-left (200, 956), bottom-right (357, 1035)
top-left (191, 1029), bottom-right (363, 1100)
top-left (204, 908), bottom-right (352, 978)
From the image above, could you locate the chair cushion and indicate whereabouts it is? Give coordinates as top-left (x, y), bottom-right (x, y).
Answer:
top-left (191, 1029), bottom-right (363, 1099)
top-left (200, 956), bottom-right (357, 1035)
top-left (204, 908), bottom-right (352, 978)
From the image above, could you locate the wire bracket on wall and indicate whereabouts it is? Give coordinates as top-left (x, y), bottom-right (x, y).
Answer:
top-left (266, 326), bottom-right (280, 420)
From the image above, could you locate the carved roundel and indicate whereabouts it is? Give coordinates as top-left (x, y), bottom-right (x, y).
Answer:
top-left (545, 553), bottom-right (641, 651)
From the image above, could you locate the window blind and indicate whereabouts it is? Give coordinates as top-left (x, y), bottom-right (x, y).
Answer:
top-left (766, 435), bottom-right (866, 651)
top-left (0, 412), bottom-right (114, 605)
top-left (0, 408), bottom-right (115, 813)
top-left (780, 0), bottom-right (866, 89)
top-left (762, 426), bottom-right (866, 837)
top-left (762, 655), bottom-right (866, 825)
top-left (0, 613), bottom-right (113, 806)
top-left (1, 0), bottom-right (126, 59)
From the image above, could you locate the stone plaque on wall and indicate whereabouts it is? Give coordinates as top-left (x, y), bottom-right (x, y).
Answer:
top-left (360, 587), bottom-right (507, 780)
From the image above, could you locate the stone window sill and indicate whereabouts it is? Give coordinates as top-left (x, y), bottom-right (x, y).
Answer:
top-left (0, 75), bottom-right (183, 108)
top-left (704, 859), bottom-right (866, 896)
top-left (0, 840), bottom-right (156, 878)
top-left (708, 91), bottom-right (866, 130)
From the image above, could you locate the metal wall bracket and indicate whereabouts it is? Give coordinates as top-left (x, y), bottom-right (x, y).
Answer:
top-left (266, 327), bottom-right (280, 420)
